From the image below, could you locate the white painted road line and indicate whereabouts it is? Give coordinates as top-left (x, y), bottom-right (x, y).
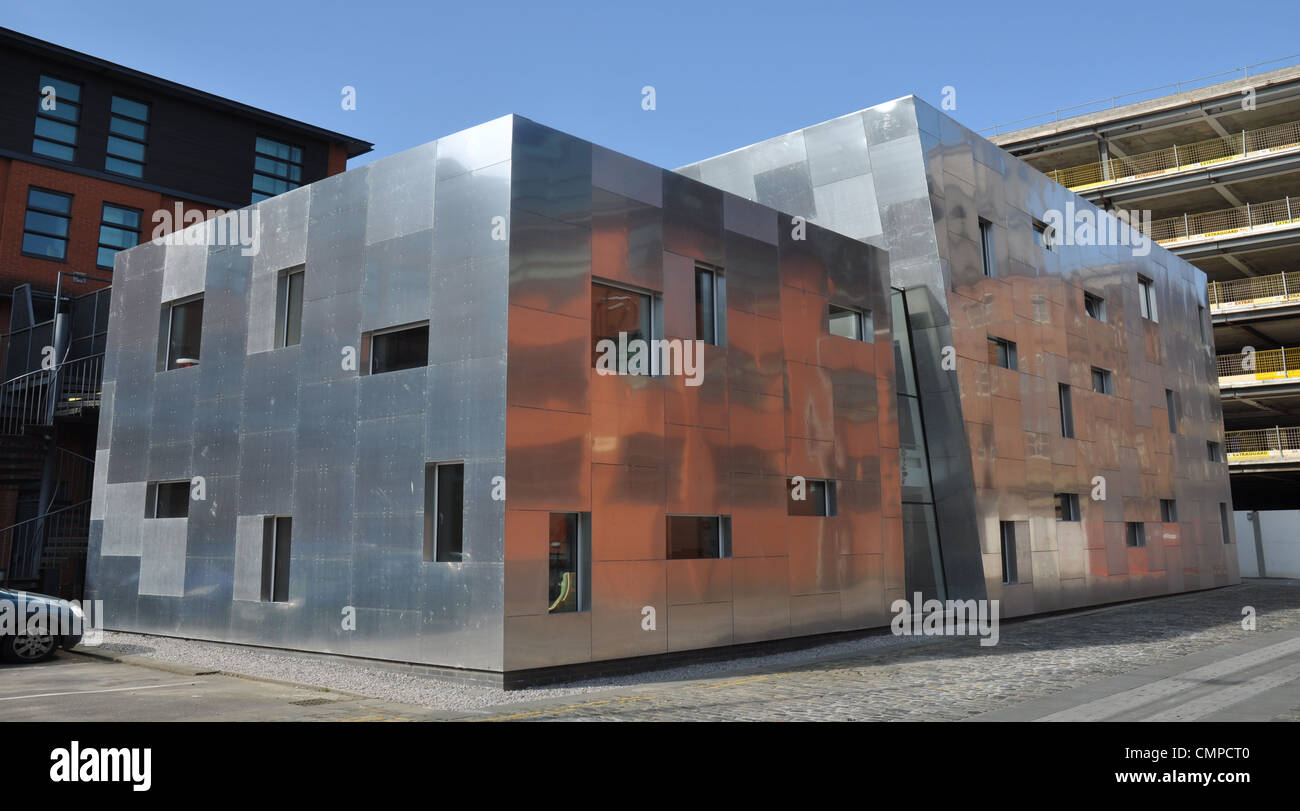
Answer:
top-left (0, 681), bottom-right (198, 702)
top-left (1036, 635), bottom-right (1300, 721)
top-left (1141, 660), bottom-right (1300, 721)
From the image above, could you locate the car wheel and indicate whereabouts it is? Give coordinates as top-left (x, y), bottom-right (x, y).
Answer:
top-left (1, 634), bottom-right (58, 663)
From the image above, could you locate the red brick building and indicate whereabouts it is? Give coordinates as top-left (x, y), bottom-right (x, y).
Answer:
top-left (0, 26), bottom-right (370, 593)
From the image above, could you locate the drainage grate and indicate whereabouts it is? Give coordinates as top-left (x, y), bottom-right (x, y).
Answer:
top-left (289, 698), bottom-right (336, 707)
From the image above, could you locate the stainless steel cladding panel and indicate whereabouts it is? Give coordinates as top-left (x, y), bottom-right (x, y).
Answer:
top-left (88, 117), bottom-right (515, 672)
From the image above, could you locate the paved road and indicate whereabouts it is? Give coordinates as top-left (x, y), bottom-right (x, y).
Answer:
top-left (448, 579), bottom-right (1300, 721)
top-left (0, 655), bottom-right (419, 721)
top-left (3, 580), bottom-right (1298, 722)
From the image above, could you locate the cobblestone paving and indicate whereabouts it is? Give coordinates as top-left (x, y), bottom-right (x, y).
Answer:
top-left (468, 581), bottom-right (1300, 721)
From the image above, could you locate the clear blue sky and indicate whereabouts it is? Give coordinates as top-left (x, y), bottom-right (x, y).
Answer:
top-left (8, 0), bottom-right (1300, 169)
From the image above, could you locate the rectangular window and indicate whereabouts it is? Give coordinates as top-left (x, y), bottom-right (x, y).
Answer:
top-left (22, 187), bottom-right (72, 261)
top-left (160, 295), bottom-right (203, 371)
top-left (148, 481), bottom-right (190, 518)
top-left (1220, 503), bottom-right (1231, 544)
top-left (1055, 493), bottom-right (1080, 521)
top-left (367, 322), bottom-right (429, 374)
top-left (423, 462), bottom-right (464, 563)
top-left (1091, 367), bottom-right (1113, 395)
top-left (1198, 305), bottom-right (1207, 343)
top-left (1032, 218), bottom-right (1055, 251)
top-left (695, 263), bottom-right (723, 346)
top-left (251, 136), bottom-right (304, 203)
top-left (988, 336), bottom-right (1017, 370)
top-left (788, 477), bottom-right (835, 516)
top-left (106, 95), bottom-right (149, 178)
top-left (1138, 275), bottom-right (1158, 322)
top-left (828, 304), bottom-right (871, 342)
top-left (1160, 499), bottom-right (1178, 523)
top-left (33, 75), bottom-right (80, 161)
top-left (666, 515), bottom-right (731, 560)
top-left (1126, 522), bottom-right (1146, 548)
top-left (1059, 383), bottom-right (1074, 438)
top-left (979, 218), bottom-right (995, 277)
top-left (1208, 441), bottom-right (1221, 462)
top-left (274, 267), bottom-right (305, 348)
top-left (1000, 521), bottom-right (1017, 584)
top-left (548, 512), bottom-right (589, 613)
top-left (592, 281), bottom-right (654, 369)
top-left (260, 516), bottom-right (292, 602)
top-left (1084, 292), bottom-right (1106, 322)
top-left (97, 203), bottom-right (142, 269)
top-left (1166, 389), bottom-right (1179, 434)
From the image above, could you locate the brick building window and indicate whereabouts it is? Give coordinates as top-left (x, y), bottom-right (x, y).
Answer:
top-left (98, 203), bottom-right (142, 269)
top-left (33, 74), bottom-right (80, 161)
top-left (22, 188), bottom-right (73, 261)
top-left (251, 136), bottom-right (303, 202)
top-left (106, 95), bottom-right (149, 178)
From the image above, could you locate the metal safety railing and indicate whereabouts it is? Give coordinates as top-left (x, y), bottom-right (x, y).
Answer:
top-left (1225, 425), bottom-right (1300, 463)
top-left (0, 352), bottom-right (104, 435)
top-left (0, 447), bottom-right (94, 587)
top-left (53, 353), bottom-right (104, 413)
top-left (1044, 119), bottom-right (1300, 191)
top-left (1146, 195), bottom-right (1300, 244)
top-left (0, 367), bottom-right (56, 435)
top-left (1217, 346), bottom-right (1300, 381)
top-left (1, 499), bottom-right (91, 584)
top-left (1208, 270), bottom-right (1300, 310)
top-left (981, 54), bottom-right (1300, 137)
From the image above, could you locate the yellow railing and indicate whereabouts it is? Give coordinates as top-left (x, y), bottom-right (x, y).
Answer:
top-left (1147, 195), bottom-right (1300, 244)
top-left (1225, 425), bottom-right (1300, 462)
top-left (1045, 119), bottom-right (1300, 191)
top-left (1208, 270), bottom-right (1300, 309)
top-left (1217, 346), bottom-right (1300, 380)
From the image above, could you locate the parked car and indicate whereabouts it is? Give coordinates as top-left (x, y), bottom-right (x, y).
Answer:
top-left (0, 587), bottom-right (83, 663)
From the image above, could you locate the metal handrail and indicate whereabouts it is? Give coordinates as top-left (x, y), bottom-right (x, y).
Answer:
top-left (981, 54), bottom-right (1300, 136)
top-left (1217, 346), bottom-right (1300, 379)
top-left (1225, 425), bottom-right (1300, 460)
top-left (1209, 270), bottom-right (1300, 309)
top-left (1, 498), bottom-right (92, 584)
top-left (0, 497), bottom-right (92, 534)
top-left (0, 367), bottom-right (55, 435)
top-left (0, 352), bottom-right (104, 435)
top-left (1146, 195), bottom-right (1300, 244)
top-left (1043, 119), bottom-right (1300, 191)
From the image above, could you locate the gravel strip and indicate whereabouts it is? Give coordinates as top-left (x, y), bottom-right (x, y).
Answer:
top-left (86, 628), bottom-right (941, 713)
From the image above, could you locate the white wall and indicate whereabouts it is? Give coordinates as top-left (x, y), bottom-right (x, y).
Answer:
top-left (1236, 510), bottom-right (1300, 578)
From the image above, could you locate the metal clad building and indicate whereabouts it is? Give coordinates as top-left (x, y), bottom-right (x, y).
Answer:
top-left (87, 100), bottom-right (1238, 676)
top-left (987, 65), bottom-right (1300, 577)
top-left (681, 96), bottom-right (1238, 618)
top-left (88, 115), bottom-right (899, 673)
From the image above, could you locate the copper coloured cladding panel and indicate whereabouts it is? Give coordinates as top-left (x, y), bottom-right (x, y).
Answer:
top-left (682, 95), bottom-right (1237, 617)
top-left (503, 118), bottom-right (895, 669)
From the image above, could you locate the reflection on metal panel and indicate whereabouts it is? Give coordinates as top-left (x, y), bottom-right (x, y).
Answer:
top-left (683, 94), bottom-right (1238, 617)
